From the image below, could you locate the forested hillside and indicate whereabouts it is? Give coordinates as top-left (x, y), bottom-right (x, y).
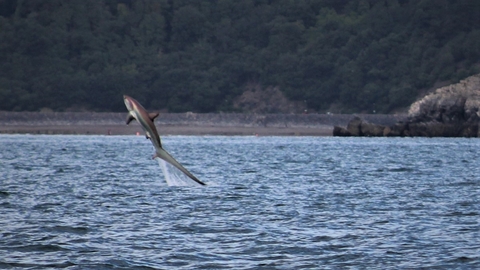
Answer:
top-left (0, 0), bottom-right (479, 113)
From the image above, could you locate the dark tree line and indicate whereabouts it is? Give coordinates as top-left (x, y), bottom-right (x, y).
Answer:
top-left (0, 0), bottom-right (479, 113)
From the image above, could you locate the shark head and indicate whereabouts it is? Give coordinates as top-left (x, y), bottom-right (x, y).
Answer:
top-left (123, 95), bottom-right (135, 112)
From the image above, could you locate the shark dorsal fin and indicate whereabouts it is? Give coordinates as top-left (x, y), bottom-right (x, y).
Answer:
top-left (126, 114), bottom-right (135, 125)
top-left (149, 112), bottom-right (159, 121)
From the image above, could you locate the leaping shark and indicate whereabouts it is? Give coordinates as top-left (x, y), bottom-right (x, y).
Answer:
top-left (123, 95), bottom-right (206, 186)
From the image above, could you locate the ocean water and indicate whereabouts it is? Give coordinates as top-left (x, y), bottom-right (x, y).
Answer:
top-left (0, 134), bottom-right (479, 269)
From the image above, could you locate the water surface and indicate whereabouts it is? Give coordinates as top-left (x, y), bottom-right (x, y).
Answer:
top-left (0, 135), bottom-right (479, 269)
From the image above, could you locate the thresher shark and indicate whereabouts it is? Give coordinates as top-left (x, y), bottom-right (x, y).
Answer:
top-left (123, 95), bottom-right (206, 186)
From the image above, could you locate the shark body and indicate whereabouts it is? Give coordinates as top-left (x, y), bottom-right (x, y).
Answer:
top-left (123, 95), bottom-right (206, 186)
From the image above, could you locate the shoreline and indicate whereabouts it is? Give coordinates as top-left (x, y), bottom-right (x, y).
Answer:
top-left (0, 124), bottom-right (333, 136)
top-left (0, 112), bottom-right (405, 136)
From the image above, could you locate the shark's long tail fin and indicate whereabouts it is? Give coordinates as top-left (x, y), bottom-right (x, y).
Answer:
top-left (154, 147), bottom-right (206, 186)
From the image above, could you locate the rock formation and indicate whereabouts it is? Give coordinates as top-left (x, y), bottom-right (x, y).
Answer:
top-left (405, 73), bottom-right (480, 137)
top-left (333, 116), bottom-right (388, 137)
top-left (334, 73), bottom-right (480, 137)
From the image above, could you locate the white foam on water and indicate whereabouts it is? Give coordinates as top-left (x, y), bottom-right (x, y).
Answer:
top-left (155, 158), bottom-right (204, 187)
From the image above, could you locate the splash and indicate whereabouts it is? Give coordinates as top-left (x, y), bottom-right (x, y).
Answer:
top-left (155, 158), bottom-right (203, 187)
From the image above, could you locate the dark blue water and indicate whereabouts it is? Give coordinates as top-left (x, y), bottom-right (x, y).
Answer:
top-left (0, 135), bottom-right (479, 269)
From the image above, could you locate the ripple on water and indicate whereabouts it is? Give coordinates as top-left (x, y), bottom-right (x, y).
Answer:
top-left (0, 135), bottom-right (479, 269)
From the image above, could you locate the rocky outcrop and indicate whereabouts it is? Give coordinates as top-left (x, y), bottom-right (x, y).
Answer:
top-left (333, 126), bottom-right (352, 136)
top-left (333, 116), bottom-right (388, 137)
top-left (383, 122), bottom-right (408, 137)
top-left (334, 73), bottom-right (480, 137)
top-left (405, 73), bottom-right (480, 137)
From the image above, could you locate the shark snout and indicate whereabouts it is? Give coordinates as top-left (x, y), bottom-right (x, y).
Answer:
top-left (124, 95), bottom-right (133, 110)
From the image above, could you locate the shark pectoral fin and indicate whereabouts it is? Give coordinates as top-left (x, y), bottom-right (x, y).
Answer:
top-left (126, 114), bottom-right (135, 125)
top-left (155, 147), bottom-right (206, 186)
top-left (149, 112), bottom-right (159, 122)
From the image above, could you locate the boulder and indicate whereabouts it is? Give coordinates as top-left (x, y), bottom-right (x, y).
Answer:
top-left (346, 116), bottom-right (362, 136)
top-left (360, 121), bottom-right (386, 136)
top-left (333, 126), bottom-right (351, 136)
top-left (333, 116), bottom-right (387, 137)
top-left (384, 122), bottom-right (407, 137)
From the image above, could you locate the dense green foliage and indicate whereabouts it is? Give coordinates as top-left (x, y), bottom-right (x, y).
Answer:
top-left (0, 0), bottom-right (479, 113)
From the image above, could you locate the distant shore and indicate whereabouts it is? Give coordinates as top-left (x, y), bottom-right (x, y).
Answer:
top-left (0, 112), bottom-right (405, 136)
top-left (0, 124), bottom-right (334, 136)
